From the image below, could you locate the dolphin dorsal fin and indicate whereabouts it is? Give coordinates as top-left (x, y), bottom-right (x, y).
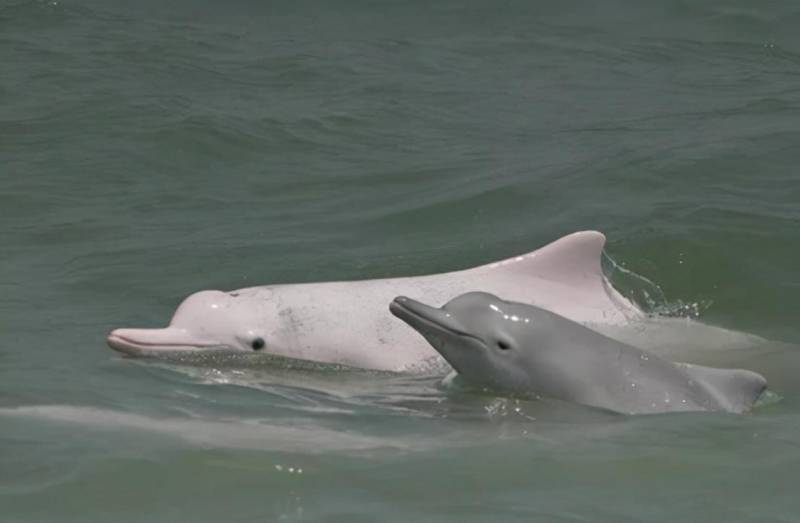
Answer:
top-left (477, 230), bottom-right (606, 285)
top-left (677, 363), bottom-right (767, 413)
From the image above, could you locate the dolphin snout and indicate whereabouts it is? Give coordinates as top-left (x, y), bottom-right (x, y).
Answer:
top-left (389, 296), bottom-right (471, 338)
top-left (389, 296), bottom-right (435, 322)
top-left (106, 327), bottom-right (218, 355)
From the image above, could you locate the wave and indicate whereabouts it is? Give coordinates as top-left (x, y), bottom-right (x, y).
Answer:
top-left (0, 405), bottom-right (410, 452)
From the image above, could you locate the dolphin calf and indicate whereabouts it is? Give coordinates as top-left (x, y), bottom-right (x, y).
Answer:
top-left (390, 292), bottom-right (767, 414)
top-left (108, 231), bottom-right (645, 370)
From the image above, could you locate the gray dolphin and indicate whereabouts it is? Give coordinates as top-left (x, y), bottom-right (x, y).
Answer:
top-left (389, 292), bottom-right (767, 414)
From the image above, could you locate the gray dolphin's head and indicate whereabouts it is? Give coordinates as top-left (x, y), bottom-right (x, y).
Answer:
top-left (390, 292), bottom-right (558, 392)
top-left (107, 290), bottom-right (280, 356)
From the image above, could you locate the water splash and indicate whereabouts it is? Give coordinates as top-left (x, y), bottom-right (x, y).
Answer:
top-left (602, 252), bottom-right (712, 319)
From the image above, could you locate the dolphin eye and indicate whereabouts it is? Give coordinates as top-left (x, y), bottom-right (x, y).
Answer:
top-left (497, 340), bottom-right (511, 351)
top-left (251, 338), bottom-right (265, 351)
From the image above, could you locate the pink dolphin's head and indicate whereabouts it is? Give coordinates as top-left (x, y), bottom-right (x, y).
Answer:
top-left (107, 290), bottom-right (276, 356)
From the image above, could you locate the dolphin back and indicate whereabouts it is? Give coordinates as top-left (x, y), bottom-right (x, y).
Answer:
top-left (677, 363), bottom-right (767, 413)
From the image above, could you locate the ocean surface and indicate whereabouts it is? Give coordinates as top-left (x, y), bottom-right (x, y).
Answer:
top-left (2, 0), bottom-right (800, 521)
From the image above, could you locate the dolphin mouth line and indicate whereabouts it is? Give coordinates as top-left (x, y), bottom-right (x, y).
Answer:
top-left (389, 298), bottom-right (485, 345)
top-left (106, 334), bottom-right (222, 352)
